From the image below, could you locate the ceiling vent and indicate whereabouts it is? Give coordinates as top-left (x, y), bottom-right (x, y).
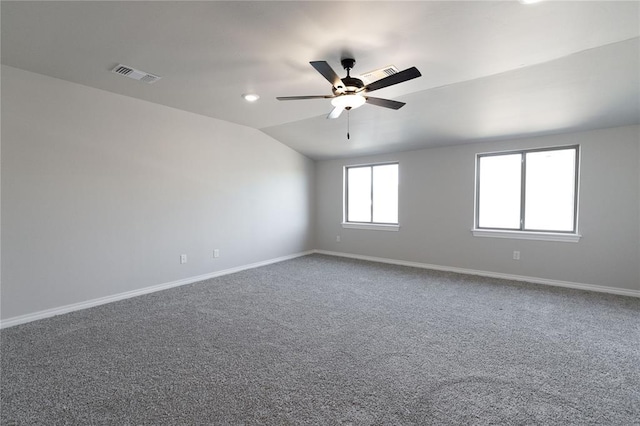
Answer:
top-left (358, 65), bottom-right (399, 85)
top-left (111, 64), bottom-right (161, 84)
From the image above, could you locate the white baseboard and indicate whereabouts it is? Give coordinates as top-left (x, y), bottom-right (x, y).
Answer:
top-left (3, 249), bottom-right (637, 329)
top-left (314, 250), bottom-right (640, 298)
top-left (0, 250), bottom-right (314, 329)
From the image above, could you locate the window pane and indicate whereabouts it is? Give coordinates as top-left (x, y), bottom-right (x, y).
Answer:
top-left (478, 154), bottom-right (522, 229)
top-left (372, 164), bottom-right (399, 224)
top-left (524, 148), bottom-right (576, 232)
top-left (347, 167), bottom-right (371, 222)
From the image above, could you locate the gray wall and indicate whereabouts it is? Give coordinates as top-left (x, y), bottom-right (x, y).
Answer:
top-left (2, 64), bottom-right (638, 322)
top-left (1, 65), bottom-right (315, 320)
top-left (316, 125), bottom-right (640, 291)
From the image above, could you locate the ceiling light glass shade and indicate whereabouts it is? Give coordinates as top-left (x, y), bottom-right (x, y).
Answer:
top-left (331, 94), bottom-right (366, 110)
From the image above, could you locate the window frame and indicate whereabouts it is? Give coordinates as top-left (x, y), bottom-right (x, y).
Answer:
top-left (343, 162), bottom-right (400, 231)
top-left (473, 145), bottom-right (580, 241)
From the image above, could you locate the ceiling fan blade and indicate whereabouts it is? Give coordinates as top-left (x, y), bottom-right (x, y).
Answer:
top-left (365, 96), bottom-right (406, 110)
top-left (277, 95), bottom-right (335, 101)
top-left (363, 67), bottom-right (422, 92)
top-left (327, 106), bottom-right (344, 119)
top-left (310, 61), bottom-right (343, 89)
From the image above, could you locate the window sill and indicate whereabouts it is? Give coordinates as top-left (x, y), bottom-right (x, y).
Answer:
top-left (342, 223), bottom-right (400, 232)
top-left (471, 229), bottom-right (581, 242)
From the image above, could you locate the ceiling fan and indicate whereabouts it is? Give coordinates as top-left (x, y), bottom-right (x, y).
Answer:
top-left (277, 58), bottom-right (422, 119)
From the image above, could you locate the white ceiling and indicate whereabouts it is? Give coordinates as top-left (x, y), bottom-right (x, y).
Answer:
top-left (2, 1), bottom-right (639, 160)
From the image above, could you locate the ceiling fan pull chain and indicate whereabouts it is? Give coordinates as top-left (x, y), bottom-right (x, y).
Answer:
top-left (347, 110), bottom-right (350, 140)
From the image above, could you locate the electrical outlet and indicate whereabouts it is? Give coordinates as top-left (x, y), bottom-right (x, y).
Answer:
top-left (336, 236), bottom-right (341, 242)
top-left (513, 251), bottom-right (520, 260)
top-left (213, 249), bottom-right (220, 258)
top-left (180, 254), bottom-right (187, 264)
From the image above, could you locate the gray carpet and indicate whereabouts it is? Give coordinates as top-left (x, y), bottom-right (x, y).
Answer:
top-left (1, 254), bottom-right (639, 425)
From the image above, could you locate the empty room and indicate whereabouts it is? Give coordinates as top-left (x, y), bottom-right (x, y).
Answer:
top-left (1, 1), bottom-right (639, 424)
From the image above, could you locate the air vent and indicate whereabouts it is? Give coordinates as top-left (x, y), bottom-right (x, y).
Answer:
top-left (358, 65), bottom-right (399, 85)
top-left (111, 64), bottom-right (161, 84)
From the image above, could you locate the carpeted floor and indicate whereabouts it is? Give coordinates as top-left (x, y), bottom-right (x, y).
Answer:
top-left (1, 254), bottom-right (639, 425)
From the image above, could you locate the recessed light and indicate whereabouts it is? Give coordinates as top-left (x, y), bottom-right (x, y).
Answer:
top-left (242, 93), bottom-right (260, 102)
top-left (519, 0), bottom-right (542, 4)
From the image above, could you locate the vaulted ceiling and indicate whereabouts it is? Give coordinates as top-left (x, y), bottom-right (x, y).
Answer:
top-left (2, 1), bottom-right (638, 160)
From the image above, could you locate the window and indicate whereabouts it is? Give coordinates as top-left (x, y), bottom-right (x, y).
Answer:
top-left (474, 146), bottom-right (579, 241)
top-left (344, 163), bottom-right (399, 230)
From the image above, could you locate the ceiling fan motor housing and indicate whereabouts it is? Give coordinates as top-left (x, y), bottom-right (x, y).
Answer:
top-left (332, 58), bottom-right (365, 95)
top-left (334, 76), bottom-right (364, 95)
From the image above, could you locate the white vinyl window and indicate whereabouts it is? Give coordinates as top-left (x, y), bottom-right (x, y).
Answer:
top-left (344, 163), bottom-right (399, 230)
top-left (474, 146), bottom-right (580, 240)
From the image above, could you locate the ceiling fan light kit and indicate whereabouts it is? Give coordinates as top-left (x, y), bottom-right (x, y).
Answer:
top-left (330, 93), bottom-right (366, 110)
top-left (277, 57), bottom-right (422, 120)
